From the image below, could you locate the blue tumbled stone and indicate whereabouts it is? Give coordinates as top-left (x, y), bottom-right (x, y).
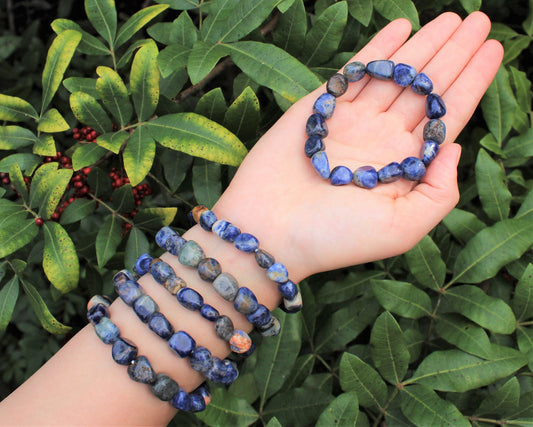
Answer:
top-left (215, 315), bottom-right (234, 341)
top-left (178, 240), bottom-right (205, 268)
top-left (205, 356), bottom-right (227, 383)
top-left (177, 287), bottom-right (203, 311)
top-left (255, 249), bottom-right (275, 269)
top-left (94, 317), bottom-right (120, 344)
top-left (155, 226), bottom-right (177, 249)
top-left (113, 270), bottom-right (134, 287)
top-left (411, 73), bottom-right (433, 95)
top-left (266, 262), bottom-right (289, 283)
top-left (233, 287), bottom-right (259, 314)
top-left (116, 280), bottom-right (144, 306)
top-left (401, 156), bottom-right (426, 181)
top-left (148, 312), bottom-right (174, 340)
top-left (150, 373), bottom-right (179, 401)
top-left (343, 61), bottom-right (366, 82)
top-left (246, 304), bottom-right (272, 327)
top-left (258, 316), bottom-right (281, 337)
top-left (167, 234), bottom-right (186, 256)
top-left (353, 165), bottom-right (378, 189)
top-left (424, 119), bottom-right (446, 143)
top-left (171, 387), bottom-right (192, 412)
top-left (212, 273), bottom-right (239, 302)
top-left (189, 392), bottom-right (207, 412)
top-left (426, 93), bottom-right (446, 119)
top-left (278, 280), bottom-right (298, 299)
top-left (393, 63), bottom-right (417, 87)
top-left (112, 337), bottom-right (138, 365)
top-left (305, 113), bottom-right (328, 137)
top-left (327, 73), bottom-right (348, 97)
top-left (311, 151), bottom-right (330, 179)
top-left (199, 210), bottom-right (217, 231)
top-left (189, 346), bottom-right (213, 373)
top-left (283, 292), bottom-right (303, 313)
top-left (212, 220), bottom-right (241, 242)
top-left (127, 355), bottom-right (156, 384)
top-left (198, 258), bottom-right (222, 281)
top-left (133, 295), bottom-right (159, 323)
top-left (330, 165), bottom-right (353, 185)
top-left (313, 93), bottom-right (336, 119)
top-left (378, 162), bottom-right (402, 183)
top-left (200, 304), bottom-right (219, 321)
top-left (220, 360), bottom-right (239, 385)
top-left (234, 233), bottom-right (259, 253)
top-left (87, 303), bottom-right (109, 325)
top-left (169, 330), bottom-right (196, 358)
top-left (420, 141), bottom-right (440, 166)
top-left (366, 60), bottom-right (394, 80)
top-left (305, 136), bottom-right (324, 158)
top-left (134, 253), bottom-right (152, 276)
top-left (150, 260), bottom-right (174, 284)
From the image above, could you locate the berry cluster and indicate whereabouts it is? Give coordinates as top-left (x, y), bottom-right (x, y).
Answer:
top-left (72, 126), bottom-right (99, 143)
top-left (0, 172), bottom-right (10, 186)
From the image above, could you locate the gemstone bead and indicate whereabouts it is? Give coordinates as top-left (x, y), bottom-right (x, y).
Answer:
top-left (343, 61), bottom-right (366, 82)
top-left (258, 315), bottom-right (281, 337)
top-left (164, 276), bottom-right (187, 295)
top-left (215, 315), bottom-right (234, 341)
top-left (178, 240), bottom-right (205, 268)
top-left (366, 60), bottom-right (394, 80)
top-left (420, 141), bottom-right (440, 166)
top-left (127, 356), bottom-right (156, 384)
top-left (116, 280), bottom-right (144, 306)
top-left (167, 234), bottom-right (186, 256)
top-left (197, 383), bottom-right (211, 406)
top-left (200, 304), bottom-right (220, 321)
top-left (304, 136), bottom-right (324, 158)
top-left (234, 233), bottom-right (259, 253)
top-left (189, 346), bottom-right (213, 373)
top-left (246, 304), bottom-right (272, 327)
top-left (426, 93), bottom-right (446, 119)
top-left (393, 63), bottom-right (417, 87)
top-left (87, 303), bottom-right (109, 325)
top-left (353, 165), bottom-right (378, 189)
top-left (212, 273), bottom-right (239, 301)
top-left (326, 73), bottom-right (348, 97)
top-left (212, 220), bottom-right (241, 242)
top-left (134, 253), bottom-right (152, 275)
top-left (221, 360), bottom-right (239, 385)
top-left (411, 73), bottom-right (433, 95)
top-left (171, 387), bottom-right (192, 412)
top-left (229, 330), bottom-right (252, 354)
top-left (197, 258), bottom-right (221, 281)
top-left (150, 260), bottom-right (174, 284)
top-left (192, 205), bottom-right (208, 223)
top-left (240, 342), bottom-right (256, 358)
top-left (283, 292), bottom-right (303, 313)
top-left (266, 262), bottom-right (289, 283)
top-left (199, 210), bottom-right (217, 231)
top-left (234, 287), bottom-right (259, 314)
top-left (306, 113), bottom-right (328, 137)
top-left (133, 295), bottom-right (159, 323)
top-left (330, 165), bottom-right (353, 185)
top-left (311, 151), bottom-right (330, 179)
top-left (423, 119), bottom-right (446, 144)
top-left (378, 162), bottom-right (402, 183)
top-left (169, 331), bottom-right (196, 357)
top-left (189, 392), bottom-right (207, 412)
top-left (155, 226), bottom-right (177, 249)
top-left (150, 373), bottom-right (179, 401)
top-left (112, 337), bottom-right (138, 365)
top-left (401, 157), bottom-right (426, 181)
top-left (113, 270), bottom-right (134, 287)
top-left (94, 317), bottom-right (120, 344)
top-left (278, 280), bottom-right (298, 299)
top-left (205, 356), bottom-right (228, 383)
top-left (177, 287), bottom-right (203, 311)
top-left (148, 312), bottom-right (174, 340)
top-left (255, 249), bottom-right (275, 269)
top-left (313, 93), bottom-right (336, 119)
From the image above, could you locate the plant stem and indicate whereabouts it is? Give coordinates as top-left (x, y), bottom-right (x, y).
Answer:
top-left (147, 173), bottom-right (193, 208)
top-left (88, 193), bottom-right (132, 225)
top-left (372, 387), bottom-right (399, 427)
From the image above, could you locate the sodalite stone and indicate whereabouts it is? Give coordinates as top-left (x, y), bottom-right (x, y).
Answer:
top-left (177, 287), bottom-right (203, 311)
top-left (353, 165), bottom-right (378, 189)
top-left (134, 253), bottom-right (152, 275)
top-left (191, 205), bottom-right (208, 223)
top-left (311, 151), bottom-right (330, 179)
top-left (169, 330), bottom-right (196, 357)
top-left (423, 119), bottom-right (446, 144)
top-left (213, 272), bottom-right (239, 301)
top-left (113, 270), bottom-right (134, 287)
top-left (234, 287), bottom-right (259, 314)
top-left (246, 304), bottom-right (272, 327)
top-left (212, 220), bottom-right (241, 242)
top-left (330, 165), bottom-right (353, 185)
top-left (133, 295), bottom-right (159, 323)
top-left (234, 233), bottom-right (259, 253)
top-left (197, 384), bottom-right (211, 405)
top-left (366, 60), bottom-right (395, 80)
top-left (171, 387), bottom-right (192, 412)
top-left (401, 157), bottom-right (426, 181)
top-left (378, 162), bottom-right (402, 183)
top-left (150, 260), bottom-right (174, 284)
top-left (197, 258), bottom-right (221, 281)
top-left (164, 276), bottom-right (186, 295)
top-left (200, 304), bottom-right (219, 321)
top-left (116, 280), bottom-right (144, 306)
top-left (420, 141), bottom-right (440, 166)
top-left (189, 346), bottom-right (213, 373)
top-left (343, 61), bottom-right (366, 82)
top-left (255, 249), bottom-right (275, 269)
top-left (426, 93), bottom-right (446, 119)
top-left (229, 330), bottom-right (252, 353)
top-left (306, 113), bottom-right (328, 137)
top-left (155, 226), bottom-right (177, 249)
top-left (127, 356), bottom-right (156, 384)
top-left (283, 292), bottom-right (303, 313)
top-left (112, 337), bottom-right (138, 365)
top-left (178, 240), bottom-right (205, 267)
top-left (313, 93), bottom-right (336, 119)
top-left (258, 316), bottom-right (281, 337)
top-left (87, 303), bottom-right (109, 325)
top-left (189, 392), bottom-right (207, 412)
top-left (199, 210), bottom-right (217, 231)
top-left (215, 315), bottom-right (234, 341)
top-left (95, 317), bottom-right (120, 344)
top-left (326, 73), bottom-right (348, 97)
top-left (150, 373), bottom-right (179, 401)
top-left (278, 280), bottom-right (298, 299)
top-left (148, 312), bottom-right (174, 340)
top-left (205, 356), bottom-right (228, 383)
top-left (166, 234), bottom-right (186, 256)
top-left (393, 63), bottom-right (417, 87)
top-left (411, 73), bottom-right (433, 95)
top-left (221, 360), bottom-right (239, 385)
top-left (305, 136), bottom-right (324, 158)
top-left (266, 262), bottom-right (289, 283)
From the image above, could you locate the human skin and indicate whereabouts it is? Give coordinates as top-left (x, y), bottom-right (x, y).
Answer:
top-left (0, 11), bottom-right (503, 426)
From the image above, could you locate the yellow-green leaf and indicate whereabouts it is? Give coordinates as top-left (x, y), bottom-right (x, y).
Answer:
top-left (0, 215), bottom-right (38, 258)
top-left (96, 130), bottom-right (129, 154)
top-left (51, 18), bottom-right (109, 56)
top-left (38, 108), bottom-right (70, 133)
top-left (224, 86), bottom-right (259, 142)
top-left (0, 126), bottom-right (37, 150)
top-left (72, 144), bottom-right (107, 170)
top-left (70, 91), bottom-right (113, 134)
top-left (0, 94), bottom-right (38, 122)
top-left (0, 276), bottom-right (19, 335)
top-left (38, 168), bottom-right (73, 220)
top-left (115, 4), bottom-right (169, 49)
top-left (131, 40), bottom-right (159, 121)
top-left (9, 163), bottom-right (28, 202)
top-left (96, 66), bottom-right (132, 127)
top-left (63, 77), bottom-right (99, 99)
top-left (133, 207), bottom-right (177, 230)
top-left (123, 126), bottom-right (155, 186)
top-left (85, 0), bottom-right (117, 47)
top-left (33, 134), bottom-right (57, 157)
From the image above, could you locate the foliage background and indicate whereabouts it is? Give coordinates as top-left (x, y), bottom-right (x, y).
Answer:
top-left (1, 0), bottom-right (533, 425)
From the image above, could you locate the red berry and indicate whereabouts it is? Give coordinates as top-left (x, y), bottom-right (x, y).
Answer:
top-left (69, 197), bottom-right (75, 203)
top-left (45, 157), bottom-right (52, 163)
top-left (74, 181), bottom-right (84, 189)
top-left (2, 177), bottom-right (10, 185)
top-left (51, 212), bottom-right (60, 221)
top-left (124, 177), bottom-right (130, 184)
top-left (35, 217), bottom-right (44, 226)
top-left (83, 167), bottom-right (92, 175)
top-left (135, 200), bottom-right (142, 206)
top-left (73, 132), bottom-right (81, 140)
top-left (73, 128), bottom-right (79, 133)
top-left (114, 178), bottom-right (123, 187)
top-left (78, 187), bottom-right (88, 195)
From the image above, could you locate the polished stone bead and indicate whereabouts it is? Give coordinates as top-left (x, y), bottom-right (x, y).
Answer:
top-left (177, 287), bottom-right (203, 311)
top-left (423, 119), bottom-right (446, 144)
top-left (155, 226), bottom-right (177, 249)
top-left (401, 156), bottom-right (426, 181)
top-left (134, 253), bottom-right (152, 275)
top-left (255, 249), bottom-right (275, 269)
top-left (151, 373), bottom-right (179, 401)
top-left (212, 272), bottom-right (239, 301)
top-left (116, 280), bottom-right (144, 306)
top-left (199, 210), bottom-right (217, 231)
top-left (205, 356), bottom-right (228, 383)
top-left (258, 315), bottom-right (281, 337)
top-left (164, 276), bottom-right (187, 295)
top-left (411, 73), bottom-right (433, 95)
top-left (171, 387), bottom-right (192, 412)
top-left (246, 304), bottom-right (272, 327)
top-left (200, 304), bottom-right (219, 321)
top-left (278, 280), bottom-right (298, 300)
top-left (150, 260), bottom-right (174, 284)
top-left (311, 150), bottom-right (330, 179)
top-left (148, 312), bottom-right (174, 340)
top-left (305, 136), bottom-right (324, 158)
top-left (229, 330), bottom-right (252, 354)
top-left (378, 162), bottom-right (402, 183)
top-left (94, 317), bottom-right (120, 344)
top-left (167, 234), bottom-right (186, 256)
top-left (169, 330), bottom-right (196, 358)
top-left (266, 262), bottom-right (289, 283)
top-left (189, 346), bottom-right (213, 373)
top-left (192, 205), bottom-right (208, 223)
top-left (234, 233), bottom-right (259, 253)
top-left (215, 315), bottom-right (234, 341)
top-left (189, 392), bottom-right (207, 412)
top-left (330, 165), bottom-right (353, 185)
top-left (127, 355), bottom-right (156, 384)
top-left (343, 61), bottom-right (366, 82)
top-left (283, 292), bottom-right (303, 313)
top-left (313, 93), bottom-right (336, 119)
top-left (178, 240), bottom-right (205, 268)
top-left (234, 287), bottom-right (259, 314)
top-left (366, 60), bottom-right (394, 80)
top-left (327, 73), bottom-right (348, 97)
top-left (196, 383), bottom-right (211, 406)
top-left (133, 295), bottom-right (159, 323)
top-left (212, 220), bottom-right (241, 242)
top-left (87, 303), bottom-right (109, 325)
top-left (420, 141), bottom-right (440, 166)
top-left (306, 113), bottom-right (328, 137)
top-left (198, 258), bottom-right (222, 281)
top-left (239, 341), bottom-right (256, 358)
top-left (353, 165), bottom-right (378, 189)
top-left (426, 93), bottom-right (446, 119)
top-left (393, 63), bottom-right (417, 87)
top-left (113, 270), bottom-right (134, 287)
top-left (221, 360), bottom-right (239, 385)
top-left (112, 337), bottom-right (138, 365)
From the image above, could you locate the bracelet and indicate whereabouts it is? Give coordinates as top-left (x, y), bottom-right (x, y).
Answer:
top-left (307, 60), bottom-right (446, 187)
top-left (86, 295), bottom-right (211, 412)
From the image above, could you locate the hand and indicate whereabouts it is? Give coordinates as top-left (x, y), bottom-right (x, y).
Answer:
top-left (214, 12), bottom-right (503, 280)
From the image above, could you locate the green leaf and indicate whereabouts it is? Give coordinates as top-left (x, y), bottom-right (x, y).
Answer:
top-left (70, 91), bottom-right (113, 134)
top-left (158, 44), bottom-right (191, 78)
top-left (34, 134), bottom-right (57, 158)
top-left (133, 207), bottom-right (177, 231)
top-left (123, 126), bottom-right (155, 186)
top-left (124, 228), bottom-right (149, 271)
top-left (273, 0), bottom-right (306, 57)
top-left (347, 0), bottom-right (373, 26)
top-left (0, 215), bottom-right (37, 259)
top-left (475, 377), bottom-right (520, 417)
top-left (517, 188), bottom-right (533, 221)
top-left (192, 159), bottom-right (221, 208)
top-left (480, 132), bottom-right (504, 156)
top-left (41, 29), bottom-right (82, 114)
top-left (0, 94), bottom-right (38, 122)
top-left (443, 208), bottom-right (486, 244)
top-left (195, 387), bottom-right (259, 427)
top-left (340, 352), bottom-right (388, 409)
top-left (160, 149), bottom-right (193, 191)
top-left (0, 277), bottom-right (19, 335)
top-left (9, 163), bottom-right (28, 202)
top-left (42, 222), bottom-right (79, 293)
top-left (187, 41), bottom-right (228, 84)
top-left (195, 87), bottom-right (227, 123)
top-left (85, 0), bottom-right (117, 47)
top-left (63, 77), bottom-right (99, 99)
top-left (37, 167), bottom-right (72, 220)
top-left (37, 108), bottom-right (69, 133)
top-left (130, 40), bottom-right (159, 121)
top-left (96, 214), bottom-right (122, 267)
top-left (451, 219), bottom-right (533, 285)
top-left (513, 264), bottom-right (533, 321)
top-left (400, 384), bottom-right (470, 427)
top-left (374, 0), bottom-right (419, 30)
top-left (224, 87), bottom-right (259, 142)
top-left (370, 311), bottom-right (410, 384)
top-left (154, 0), bottom-right (200, 10)
top-left (316, 270), bottom-right (385, 304)
top-left (316, 392), bottom-right (359, 427)
top-left (510, 66), bottom-right (531, 113)
top-left (371, 280), bottom-right (433, 319)
top-left (0, 126), bottom-right (37, 150)
top-left (503, 36), bottom-right (531, 65)
top-left (476, 148), bottom-right (511, 221)
top-left (51, 18), bottom-right (109, 56)
top-left (404, 235), bottom-right (446, 290)
top-left (459, 0), bottom-right (481, 13)
top-left (0, 153), bottom-right (40, 173)
top-left (147, 112), bottom-right (247, 166)
top-left (110, 184), bottom-right (134, 213)
top-left (148, 11), bottom-right (198, 47)
top-left (72, 144), bottom-right (107, 171)
top-left (115, 4), bottom-right (169, 49)
top-left (60, 198), bottom-right (96, 225)
top-left (224, 41), bottom-right (322, 104)
top-left (96, 66), bottom-right (133, 127)
top-left (29, 162), bottom-right (57, 208)
top-left (302, 2), bottom-right (348, 66)
top-left (96, 130), bottom-right (129, 154)
top-left (117, 39), bottom-right (152, 69)
top-left (504, 128), bottom-right (533, 159)
top-left (20, 280), bottom-right (71, 334)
